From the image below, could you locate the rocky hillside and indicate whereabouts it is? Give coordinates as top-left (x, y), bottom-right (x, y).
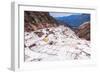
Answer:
top-left (24, 11), bottom-right (91, 62)
top-left (75, 22), bottom-right (90, 40)
top-left (24, 11), bottom-right (58, 32)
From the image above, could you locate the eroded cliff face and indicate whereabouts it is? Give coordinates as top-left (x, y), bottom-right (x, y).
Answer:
top-left (24, 11), bottom-right (58, 32)
top-left (75, 22), bottom-right (90, 40)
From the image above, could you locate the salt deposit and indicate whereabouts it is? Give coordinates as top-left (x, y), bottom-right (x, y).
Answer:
top-left (24, 25), bottom-right (91, 62)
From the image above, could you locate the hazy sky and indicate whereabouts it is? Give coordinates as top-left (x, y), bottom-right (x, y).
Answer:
top-left (49, 12), bottom-right (81, 17)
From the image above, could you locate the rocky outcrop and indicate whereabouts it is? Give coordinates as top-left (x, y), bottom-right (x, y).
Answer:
top-left (75, 22), bottom-right (90, 40)
top-left (24, 11), bottom-right (58, 32)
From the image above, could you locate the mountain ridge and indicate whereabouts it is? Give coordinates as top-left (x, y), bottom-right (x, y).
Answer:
top-left (55, 14), bottom-right (90, 28)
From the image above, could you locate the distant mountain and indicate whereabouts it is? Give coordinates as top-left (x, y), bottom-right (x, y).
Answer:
top-left (55, 14), bottom-right (90, 29)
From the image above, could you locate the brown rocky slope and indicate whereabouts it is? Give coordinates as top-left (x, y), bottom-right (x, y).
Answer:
top-left (75, 22), bottom-right (90, 40)
top-left (24, 11), bottom-right (59, 32)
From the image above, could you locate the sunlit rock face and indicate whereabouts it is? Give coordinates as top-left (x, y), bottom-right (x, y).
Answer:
top-left (24, 11), bottom-right (91, 62)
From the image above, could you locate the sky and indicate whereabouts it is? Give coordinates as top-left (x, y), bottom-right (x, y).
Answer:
top-left (49, 12), bottom-right (81, 17)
